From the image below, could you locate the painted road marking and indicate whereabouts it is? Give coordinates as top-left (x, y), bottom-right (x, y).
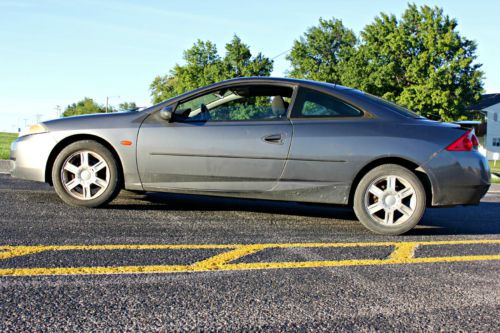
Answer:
top-left (0, 239), bottom-right (498, 276)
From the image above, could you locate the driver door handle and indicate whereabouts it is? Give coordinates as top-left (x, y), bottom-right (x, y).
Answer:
top-left (263, 133), bottom-right (284, 144)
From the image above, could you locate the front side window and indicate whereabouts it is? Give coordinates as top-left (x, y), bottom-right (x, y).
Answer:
top-left (291, 87), bottom-right (362, 118)
top-left (175, 85), bottom-right (293, 122)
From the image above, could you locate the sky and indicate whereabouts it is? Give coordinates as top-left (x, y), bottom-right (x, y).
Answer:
top-left (0, 0), bottom-right (499, 132)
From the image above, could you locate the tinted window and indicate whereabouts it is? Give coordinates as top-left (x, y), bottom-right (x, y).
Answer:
top-left (175, 85), bottom-right (293, 122)
top-left (292, 87), bottom-right (362, 118)
top-left (349, 90), bottom-right (424, 119)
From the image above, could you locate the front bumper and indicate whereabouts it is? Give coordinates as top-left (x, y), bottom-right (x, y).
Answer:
top-left (10, 133), bottom-right (57, 183)
top-left (0, 160), bottom-right (14, 173)
top-left (423, 150), bottom-right (491, 206)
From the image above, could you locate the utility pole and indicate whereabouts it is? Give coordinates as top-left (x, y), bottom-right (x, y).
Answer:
top-left (55, 105), bottom-right (61, 118)
top-left (105, 96), bottom-right (120, 113)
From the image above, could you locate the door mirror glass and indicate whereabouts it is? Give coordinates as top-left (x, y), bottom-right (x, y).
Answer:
top-left (159, 106), bottom-right (174, 122)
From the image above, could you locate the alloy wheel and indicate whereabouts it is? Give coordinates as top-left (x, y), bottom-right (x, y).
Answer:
top-left (364, 175), bottom-right (417, 225)
top-left (60, 150), bottom-right (110, 200)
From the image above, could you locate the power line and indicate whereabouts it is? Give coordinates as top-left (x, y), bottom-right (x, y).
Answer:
top-left (271, 48), bottom-right (292, 60)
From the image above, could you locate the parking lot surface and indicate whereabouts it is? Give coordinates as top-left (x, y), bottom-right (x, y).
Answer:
top-left (0, 174), bottom-right (499, 331)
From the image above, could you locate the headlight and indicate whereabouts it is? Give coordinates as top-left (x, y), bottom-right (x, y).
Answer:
top-left (19, 123), bottom-right (48, 137)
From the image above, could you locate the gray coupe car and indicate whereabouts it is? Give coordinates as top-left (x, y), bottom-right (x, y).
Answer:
top-left (10, 77), bottom-right (490, 235)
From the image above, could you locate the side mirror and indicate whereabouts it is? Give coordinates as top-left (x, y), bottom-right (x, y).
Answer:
top-left (159, 106), bottom-right (174, 122)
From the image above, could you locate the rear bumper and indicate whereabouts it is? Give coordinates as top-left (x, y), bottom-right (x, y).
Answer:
top-left (10, 133), bottom-right (56, 183)
top-left (423, 150), bottom-right (491, 206)
top-left (435, 184), bottom-right (490, 206)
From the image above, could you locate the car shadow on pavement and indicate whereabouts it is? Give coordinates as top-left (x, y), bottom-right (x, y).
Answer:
top-left (112, 191), bottom-right (358, 220)
top-left (111, 192), bottom-right (500, 236)
top-left (411, 202), bottom-right (500, 235)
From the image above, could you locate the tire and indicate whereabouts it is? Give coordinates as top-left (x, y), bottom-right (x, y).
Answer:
top-left (353, 164), bottom-right (426, 235)
top-left (52, 140), bottom-right (121, 208)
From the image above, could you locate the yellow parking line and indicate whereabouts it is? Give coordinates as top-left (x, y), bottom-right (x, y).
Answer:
top-left (1, 238), bottom-right (498, 254)
top-left (0, 265), bottom-right (192, 276)
top-left (0, 248), bottom-right (48, 260)
top-left (191, 244), bottom-right (266, 270)
top-left (0, 244), bottom-right (237, 260)
top-left (0, 239), bottom-right (498, 276)
top-left (0, 243), bottom-right (237, 252)
top-left (389, 243), bottom-right (417, 261)
top-left (1, 254), bottom-right (499, 277)
top-left (220, 254), bottom-right (500, 271)
top-left (403, 254), bottom-right (500, 264)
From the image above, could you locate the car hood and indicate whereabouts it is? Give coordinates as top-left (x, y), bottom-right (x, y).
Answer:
top-left (42, 111), bottom-right (149, 132)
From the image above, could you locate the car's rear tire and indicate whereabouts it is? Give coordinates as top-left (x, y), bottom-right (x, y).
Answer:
top-left (52, 140), bottom-right (121, 208)
top-left (353, 164), bottom-right (426, 235)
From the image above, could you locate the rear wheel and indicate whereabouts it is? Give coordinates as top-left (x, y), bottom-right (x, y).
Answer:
top-left (52, 140), bottom-right (121, 207)
top-left (353, 164), bottom-right (426, 235)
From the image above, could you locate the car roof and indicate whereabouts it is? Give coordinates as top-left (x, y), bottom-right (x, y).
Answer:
top-left (217, 76), bottom-right (341, 85)
top-left (151, 77), bottom-right (356, 109)
top-left (214, 76), bottom-right (355, 92)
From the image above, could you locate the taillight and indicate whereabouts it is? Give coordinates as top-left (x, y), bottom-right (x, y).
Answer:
top-left (471, 133), bottom-right (479, 147)
top-left (446, 129), bottom-right (478, 151)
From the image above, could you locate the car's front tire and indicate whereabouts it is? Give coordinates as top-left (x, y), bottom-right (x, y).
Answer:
top-left (353, 164), bottom-right (426, 235)
top-left (52, 140), bottom-right (121, 207)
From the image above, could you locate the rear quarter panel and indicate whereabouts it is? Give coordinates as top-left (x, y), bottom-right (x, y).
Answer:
top-left (280, 118), bottom-right (465, 204)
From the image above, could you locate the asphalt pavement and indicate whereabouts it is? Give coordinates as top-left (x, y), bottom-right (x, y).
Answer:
top-left (0, 174), bottom-right (499, 332)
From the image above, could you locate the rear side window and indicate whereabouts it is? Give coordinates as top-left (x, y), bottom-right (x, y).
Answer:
top-left (291, 87), bottom-right (362, 118)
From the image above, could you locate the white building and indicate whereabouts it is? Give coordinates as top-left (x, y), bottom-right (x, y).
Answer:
top-left (468, 94), bottom-right (500, 160)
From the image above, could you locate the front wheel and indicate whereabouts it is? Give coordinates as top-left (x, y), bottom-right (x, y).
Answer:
top-left (353, 164), bottom-right (426, 235)
top-left (52, 140), bottom-right (121, 207)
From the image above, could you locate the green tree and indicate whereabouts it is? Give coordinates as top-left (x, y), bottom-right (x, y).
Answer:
top-left (287, 18), bottom-right (357, 83)
top-left (63, 98), bottom-right (105, 117)
top-left (150, 35), bottom-right (273, 104)
top-left (220, 35), bottom-right (273, 78)
top-left (150, 76), bottom-right (180, 105)
top-left (287, 5), bottom-right (484, 121)
top-left (118, 101), bottom-right (137, 111)
top-left (342, 4), bottom-right (483, 121)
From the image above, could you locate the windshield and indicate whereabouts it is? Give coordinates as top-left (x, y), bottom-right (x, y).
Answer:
top-left (176, 90), bottom-right (234, 116)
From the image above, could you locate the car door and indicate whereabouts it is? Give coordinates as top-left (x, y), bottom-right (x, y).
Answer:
top-left (277, 86), bottom-right (371, 204)
top-left (136, 84), bottom-right (294, 192)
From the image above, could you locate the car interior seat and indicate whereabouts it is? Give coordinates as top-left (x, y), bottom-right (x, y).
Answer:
top-left (271, 96), bottom-right (287, 118)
